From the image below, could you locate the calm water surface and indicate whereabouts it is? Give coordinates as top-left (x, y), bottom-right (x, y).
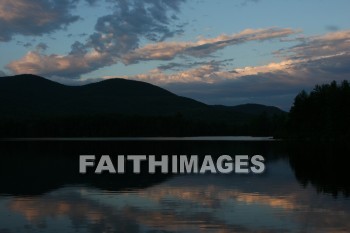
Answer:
top-left (0, 139), bottom-right (349, 233)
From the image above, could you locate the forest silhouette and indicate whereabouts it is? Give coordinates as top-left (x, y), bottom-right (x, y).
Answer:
top-left (287, 80), bottom-right (350, 140)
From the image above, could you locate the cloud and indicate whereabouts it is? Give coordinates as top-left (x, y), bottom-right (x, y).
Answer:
top-left (6, 0), bottom-right (186, 78)
top-left (10, 28), bottom-right (349, 109)
top-left (283, 30), bottom-right (350, 60)
top-left (157, 58), bottom-right (234, 71)
top-left (16, 41), bottom-right (33, 48)
top-left (241, 0), bottom-right (261, 5)
top-left (7, 27), bottom-right (295, 78)
top-left (162, 74), bottom-right (316, 110)
top-left (102, 30), bottom-right (350, 109)
top-left (325, 25), bottom-right (339, 32)
top-left (86, 0), bottom-right (186, 55)
top-left (7, 49), bottom-right (112, 78)
top-left (35, 42), bottom-right (48, 51)
top-left (132, 30), bottom-right (350, 85)
top-left (107, 54), bottom-right (348, 86)
top-left (101, 62), bottom-right (308, 110)
top-left (122, 27), bottom-right (298, 64)
top-left (105, 64), bottom-right (224, 84)
top-left (0, 0), bottom-right (80, 41)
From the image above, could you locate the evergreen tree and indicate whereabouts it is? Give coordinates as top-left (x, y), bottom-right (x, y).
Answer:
top-left (288, 80), bottom-right (350, 140)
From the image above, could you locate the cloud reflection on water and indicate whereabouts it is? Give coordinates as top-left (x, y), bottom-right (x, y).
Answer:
top-left (4, 166), bottom-right (350, 233)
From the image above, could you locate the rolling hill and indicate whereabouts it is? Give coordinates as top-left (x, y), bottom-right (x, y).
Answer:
top-left (0, 74), bottom-right (286, 137)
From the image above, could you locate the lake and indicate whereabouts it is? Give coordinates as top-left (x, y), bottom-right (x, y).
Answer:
top-left (0, 138), bottom-right (349, 233)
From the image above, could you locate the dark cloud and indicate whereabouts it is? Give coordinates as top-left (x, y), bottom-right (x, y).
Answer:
top-left (84, 0), bottom-right (98, 5)
top-left (23, 42), bottom-right (32, 48)
top-left (69, 41), bottom-right (88, 55)
top-left (293, 52), bottom-right (350, 75)
top-left (15, 41), bottom-right (32, 48)
top-left (162, 73), bottom-right (310, 111)
top-left (87, 0), bottom-right (186, 55)
top-left (325, 25), bottom-right (339, 32)
top-left (240, 0), bottom-right (261, 6)
top-left (35, 42), bottom-right (48, 51)
top-left (0, 0), bottom-right (80, 42)
top-left (157, 59), bottom-right (234, 71)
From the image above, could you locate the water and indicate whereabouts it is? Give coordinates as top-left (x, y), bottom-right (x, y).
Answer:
top-left (0, 139), bottom-right (349, 233)
top-left (2, 136), bottom-right (275, 141)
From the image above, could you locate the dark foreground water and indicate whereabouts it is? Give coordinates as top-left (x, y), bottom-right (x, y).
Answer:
top-left (0, 139), bottom-right (349, 233)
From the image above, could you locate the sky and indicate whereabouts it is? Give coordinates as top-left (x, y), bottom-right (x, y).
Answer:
top-left (0, 0), bottom-right (350, 110)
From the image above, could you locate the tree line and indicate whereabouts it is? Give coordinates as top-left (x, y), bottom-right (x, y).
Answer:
top-left (287, 80), bottom-right (350, 140)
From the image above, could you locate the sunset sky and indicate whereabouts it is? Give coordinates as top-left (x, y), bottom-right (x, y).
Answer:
top-left (1, 0), bottom-right (350, 110)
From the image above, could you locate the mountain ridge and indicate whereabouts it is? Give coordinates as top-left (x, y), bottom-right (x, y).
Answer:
top-left (0, 74), bottom-right (284, 113)
top-left (0, 74), bottom-right (286, 137)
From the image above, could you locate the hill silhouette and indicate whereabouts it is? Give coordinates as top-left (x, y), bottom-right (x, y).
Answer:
top-left (0, 74), bottom-right (205, 116)
top-left (0, 74), bottom-right (286, 137)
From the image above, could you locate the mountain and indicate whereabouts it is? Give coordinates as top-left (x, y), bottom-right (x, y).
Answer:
top-left (0, 74), bottom-right (205, 117)
top-left (0, 74), bottom-right (286, 137)
top-left (225, 104), bottom-right (284, 116)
